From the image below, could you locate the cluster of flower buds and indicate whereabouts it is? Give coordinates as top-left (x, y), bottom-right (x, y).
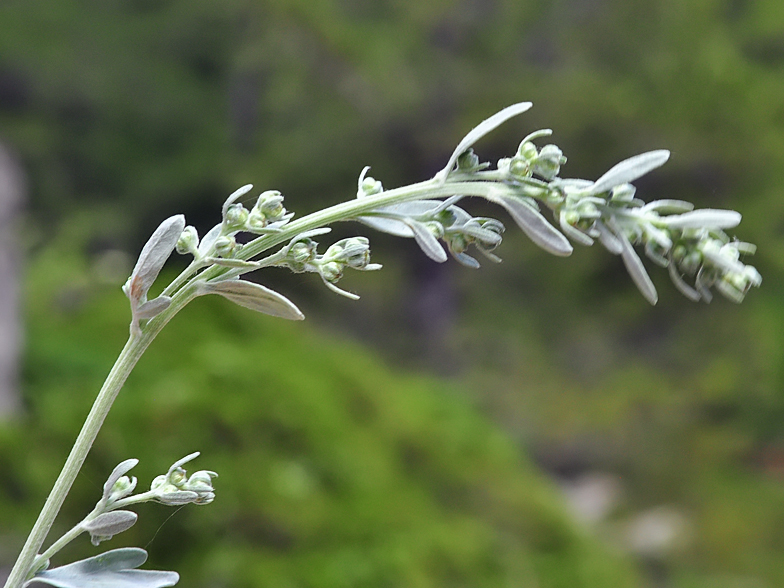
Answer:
top-left (278, 233), bottom-right (382, 299)
top-left (150, 453), bottom-right (217, 506)
top-left (496, 129), bottom-right (567, 182)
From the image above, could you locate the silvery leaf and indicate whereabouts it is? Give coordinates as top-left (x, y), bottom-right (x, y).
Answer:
top-left (25, 548), bottom-right (178, 588)
top-left (595, 221), bottom-right (623, 255)
top-left (668, 263), bottom-right (701, 302)
top-left (644, 224), bottom-right (673, 250)
top-left (221, 184), bottom-right (253, 218)
top-left (615, 225), bottom-right (658, 305)
top-left (157, 491), bottom-right (199, 506)
top-left (357, 216), bottom-right (414, 237)
top-left (662, 209), bottom-right (741, 230)
top-left (357, 201), bottom-right (444, 238)
top-left (438, 102), bottom-right (533, 183)
top-left (124, 216), bottom-right (186, 303)
top-left (452, 251), bottom-right (481, 268)
top-left (495, 194), bottom-right (572, 256)
top-left (197, 225), bottom-right (222, 257)
top-left (135, 297), bottom-right (172, 320)
top-left (197, 280), bottom-right (304, 321)
top-left (320, 276), bottom-right (360, 300)
top-left (700, 246), bottom-right (746, 274)
top-left (408, 220), bottom-right (448, 262)
top-left (83, 511), bottom-right (138, 545)
top-left (588, 150), bottom-right (670, 195)
top-left (558, 214), bottom-right (595, 246)
top-left (103, 460), bottom-right (139, 501)
top-left (640, 199), bottom-right (695, 214)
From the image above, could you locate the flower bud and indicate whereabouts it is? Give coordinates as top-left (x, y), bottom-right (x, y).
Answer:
top-left (425, 221), bottom-right (445, 239)
top-left (517, 141), bottom-right (538, 161)
top-left (107, 475), bottom-right (138, 503)
top-left (224, 204), bottom-right (249, 232)
top-left (532, 144), bottom-right (565, 180)
top-left (508, 157), bottom-right (531, 179)
top-left (288, 240), bottom-right (317, 272)
top-left (176, 226), bottom-right (199, 256)
top-left (214, 236), bottom-right (236, 257)
top-left (319, 261), bottom-right (343, 282)
top-left (360, 176), bottom-right (383, 196)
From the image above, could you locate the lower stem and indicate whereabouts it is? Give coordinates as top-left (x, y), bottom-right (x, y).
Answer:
top-left (3, 284), bottom-right (197, 588)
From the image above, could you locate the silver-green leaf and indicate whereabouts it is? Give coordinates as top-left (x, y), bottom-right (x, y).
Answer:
top-left (615, 225), bottom-right (658, 305)
top-left (589, 150), bottom-right (670, 195)
top-left (408, 220), bottom-right (448, 262)
top-left (197, 280), bottom-right (304, 320)
top-left (134, 297), bottom-right (172, 320)
top-left (662, 209), bottom-right (741, 230)
top-left (123, 216), bottom-right (185, 303)
top-left (437, 102), bottom-right (533, 183)
top-left (494, 194), bottom-right (573, 256)
top-left (83, 511), bottom-right (138, 545)
top-left (25, 548), bottom-right (178, 588)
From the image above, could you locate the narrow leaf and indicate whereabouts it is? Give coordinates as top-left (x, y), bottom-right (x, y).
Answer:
top-left (595, 221), bottom-right (623, 255)
top-left (197, 225), bottom-right (222, 257)
top-left (26, 548), bottom-right (178, 588)
top-left (640, 199), bottom-right (695, 214)
top-left (197, 280), bottom-right (304, 320)
top-left (358, 215), bottom-right (415, 238)
top-left (452, 251), bottom-right (481, 268)
top-left (496, 195), bottom-right (573, 256)
top-left (103, 460), bottom-right (139, 501)
top-left (221, 184), bottom-right (253, 218)
top-left (558, 214), bottom-right (595, 247)
top-left (438, 102), bottom-right (533, 183)
top-left (124, 216), bottom-right (185, 303)
top-left (135, 297), bottom-right (172, 320)
top-left (668, 263), bottom-right (702, 302)
top-left (589, 150), bottom-right (670, 195)
top-left (615, 227), bottom-right (658, 304)
top-left (662, 209), bottom-right (741, 230)
top-left (408, 220), bottom-right (448, 262)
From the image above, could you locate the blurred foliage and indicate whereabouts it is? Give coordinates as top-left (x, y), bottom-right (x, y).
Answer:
top-left (0, 216), bottom-right (639, 587)
top-left (1, 0), bottom-right (784, 586)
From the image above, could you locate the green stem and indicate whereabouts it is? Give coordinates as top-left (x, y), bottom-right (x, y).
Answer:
top-left (3, 283), bottom-right (198, 588)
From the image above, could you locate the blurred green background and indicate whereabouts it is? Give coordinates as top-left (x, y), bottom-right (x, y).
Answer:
top-left (1, 0), bottom-right (784, 586)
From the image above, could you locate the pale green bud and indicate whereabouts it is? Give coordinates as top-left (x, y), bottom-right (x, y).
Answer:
top-left (508, 157), bottom-right (531, 179)
top-left (176, 226), bottom-right (199, 256)
top-left (360, 176), bottom-right (383, 196)
top-left (214, 236), bottom-right (236, 257)
top-left (255, 190), bottom-right (287, 222)
top-left (224, 203), bottom-right (249, 232)
top-left (425, 221), bottom-right (445, 239)
top-left (517, 141), bottom-right (538, 161)
top-left (107, 475), bottom-right (138, 503)
top-left (320, 261), bottom-right (343, 282)
top-left (532, 144), bottom-right (565, 180)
